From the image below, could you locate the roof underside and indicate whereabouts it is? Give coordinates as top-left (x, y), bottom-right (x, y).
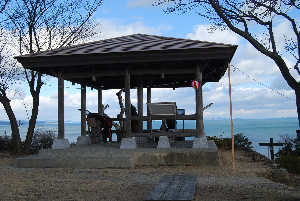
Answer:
top-left (15, 34), bottom-right (238, 90)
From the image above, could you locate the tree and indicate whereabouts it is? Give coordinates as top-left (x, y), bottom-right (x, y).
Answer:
top-left (0, 40), bottom-right (24, 153)
top-left (157, 0), bottom-right (300, 126)
top-left (0, 0), bottom-right (10, 13)
top-left (0, 0), bottom-right (104, 153)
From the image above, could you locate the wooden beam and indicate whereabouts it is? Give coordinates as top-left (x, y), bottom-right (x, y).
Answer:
top-left (62, 68), bottom-right (196, 79)
top-left (125, 68), bottom-right (131, 137)
top-left (129, 131), bottom-right (197, 137)
top-left (138, 78), bottom-right (143, 133)
top-left (81, 84), bottom-right (86, 136)
top-left (98, 89), bottom-right (103, 115)
top-left (58, 74), bottom-right (64, 139)
top-left (129, 115), bottom-right (196, 121)
top-left (195, 60), bottom-right (211, 72)
top-left (147, 87), bottom-right (152, 130)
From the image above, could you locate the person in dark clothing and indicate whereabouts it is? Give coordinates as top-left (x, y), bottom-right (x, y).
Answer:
top-left (87, 113), bottom-right (112, 143)
top-left (99, 115), bottom-right (112, 143)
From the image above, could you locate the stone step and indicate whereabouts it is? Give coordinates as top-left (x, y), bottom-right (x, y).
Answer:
top-left (14, 140), bottom-right (220, 168)
top-left (14, 156), bottom-right (134, 169)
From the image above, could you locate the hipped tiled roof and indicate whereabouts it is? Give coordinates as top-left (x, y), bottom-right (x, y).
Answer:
top-left (15, 34), bottom-right (238, 90)
top-left (20, 34), bottom-right (236, 57)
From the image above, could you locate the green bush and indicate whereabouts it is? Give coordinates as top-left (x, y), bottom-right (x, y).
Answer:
top-left (234, 133), bottom-right (253, 148)
top-left (207, 133), bottom-right (252, 150)
top-left (207, 135), bottom-right (229, 150)
top-left (0, 132), bottom-right (15, 151)
top-left (276, 154), bottom-right (300, 174)
top-left (31, 128), bottom-right (56, 152)
top-left (275, 135), bottom-right (300, 174)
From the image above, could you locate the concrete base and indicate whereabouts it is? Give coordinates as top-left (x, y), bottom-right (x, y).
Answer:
top-left (193, 137), bottom-right (209, 149)
top-left (120, 138), bottom-right (137, 149)
top-left (52, 139), bottom-right (70, 149)
top-left (14, 141), bottom-right (221, 168)
top-left (135, 137), bottom-right (148, 143)
top-left (76, 136), bottom-right (91, 145)
top-left (157, 136), bottom-right (170, 149)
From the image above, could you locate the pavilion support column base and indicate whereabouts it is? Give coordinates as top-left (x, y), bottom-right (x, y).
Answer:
top-left (157, 136), bottom-right (170, 149)
top-left (52, 139), bottom-right (70, 150)
top-left (76, 136), bottom-right (91, 145)
top-left (193, 137), bottom-right (209, 149)
top-left (120, 138), bottom-right (137, 149)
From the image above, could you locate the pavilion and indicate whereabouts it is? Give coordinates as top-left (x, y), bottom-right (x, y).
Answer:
top-left (15, 34), bottom-right (237, 149)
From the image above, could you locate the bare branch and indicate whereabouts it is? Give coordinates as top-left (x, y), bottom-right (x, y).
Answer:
top-left (0, 0), bottom-right (10, 13)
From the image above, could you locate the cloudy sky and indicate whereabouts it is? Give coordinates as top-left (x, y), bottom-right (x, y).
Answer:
top-left (1, 0), bottom-right (298, 122)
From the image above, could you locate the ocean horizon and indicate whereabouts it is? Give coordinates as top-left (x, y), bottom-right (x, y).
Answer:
top-left (0, 117), bottom-right (298, 158)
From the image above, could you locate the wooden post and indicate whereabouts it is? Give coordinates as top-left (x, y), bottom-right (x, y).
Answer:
top-left (98, 89), bottom-right (103, 115)
top-left (228, 63), bottom-right (235, 171)
top-left (125, 68), bottom-right (131, 138)
top-left (58, 74), bottom-right (64, 139)
top-left (147, 87), bottom-right (152, 130)
top-left (81, 84), bottom-right (86, 136)
top-left (195, 64), bottom-right (204, 138)
top-left (270, 138), bottom-right (274, 160)
top-left (259, 138), bottom-right (283, 160)
top-left (138, 78), bottom-right (143, 133)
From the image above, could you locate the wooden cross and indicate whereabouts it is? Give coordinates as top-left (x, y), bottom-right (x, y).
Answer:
top-left (259, 138), bottom-right (283, 160)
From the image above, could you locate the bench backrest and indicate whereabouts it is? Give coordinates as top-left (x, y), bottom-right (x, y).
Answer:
top-left (147, 102), bottom-right (177, 116)
top-left (87, 118), bottom-right (100, 128)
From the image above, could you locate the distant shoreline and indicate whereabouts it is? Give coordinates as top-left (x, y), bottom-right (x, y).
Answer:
top-left (0, 117), bottom-right (297, 125)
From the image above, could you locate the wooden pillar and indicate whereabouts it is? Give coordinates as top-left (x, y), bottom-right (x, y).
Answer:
top-left (58, 75), bottom-right (64, 139)
top-left (98, 89), bottom-right (103, 115)
top-left (125, 68), bottom-right (131, 138)
top-left (147, 87), bottom-right (152, 130)
top-left (196, 65), bottom-right (204, 138)
top-left (138, 79), bottom-right (143, 133)
top-left (81, 84), bottom-right (86, 136)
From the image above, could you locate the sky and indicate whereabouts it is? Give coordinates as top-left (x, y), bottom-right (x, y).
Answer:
top-left (0, 0), bottom-right (299, 122)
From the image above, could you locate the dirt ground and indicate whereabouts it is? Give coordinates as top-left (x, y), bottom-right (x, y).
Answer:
top-left (0, 149), bottom-right (300, 201)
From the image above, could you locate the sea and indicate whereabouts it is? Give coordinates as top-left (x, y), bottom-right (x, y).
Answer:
top-left (0, 118), bottom-right (298, 158)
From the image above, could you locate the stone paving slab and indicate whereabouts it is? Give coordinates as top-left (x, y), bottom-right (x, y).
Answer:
top-left (145, 175), bottom-right (197, 201)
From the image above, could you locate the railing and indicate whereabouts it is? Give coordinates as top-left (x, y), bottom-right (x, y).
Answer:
top-left (110, 114), bottom-right (196, 121)
top-left (110, 115), bottom-right (197, 138)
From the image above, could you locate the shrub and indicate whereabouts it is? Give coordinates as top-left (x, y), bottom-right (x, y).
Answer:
top-left (275, 135), bottom-right (300, 174)
top-left (207, 135), bottom-right (229, 150)
top-left (207, 133), bottom-right (253, 150)
top-left (234, 133), bottom-right (253, 148)
top-left (0, 132), bottom-right (15, 151)
top-left (276, 154), bottom-right (300, 174)
top-left (31, 128), bottom-right (56, 152)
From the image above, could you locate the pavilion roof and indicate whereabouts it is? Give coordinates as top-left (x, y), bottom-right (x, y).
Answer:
top-left (15, 34), bottom-right (238, 90)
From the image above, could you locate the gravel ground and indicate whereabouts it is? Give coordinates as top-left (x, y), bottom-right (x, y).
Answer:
top-left (0, 149), bottom-right (300, 201)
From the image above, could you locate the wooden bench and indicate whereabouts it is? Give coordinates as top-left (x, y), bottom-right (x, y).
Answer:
top-left (145, 175), bottom-right (197, 201)
top-left (147, 102), bottom-right (177, 132)
top-left (86, 117), bottom-right (101, 143)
